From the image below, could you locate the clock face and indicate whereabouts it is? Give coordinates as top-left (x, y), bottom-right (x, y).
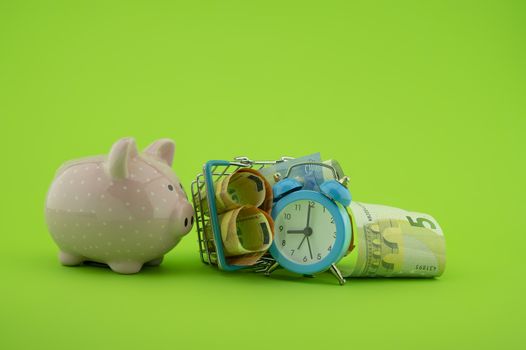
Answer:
top-left (274, 199), bottom-right (337, 265)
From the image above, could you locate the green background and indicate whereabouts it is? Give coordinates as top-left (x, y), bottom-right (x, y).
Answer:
top-left (1, 1), bottom-right (524, 349)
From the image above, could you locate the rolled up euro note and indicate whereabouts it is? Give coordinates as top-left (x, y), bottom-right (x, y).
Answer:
top-left (259, 153), bottom-right (323, 190)
top-left (206, 205), bottom-right (274, 266)
top-left (337, 202), bottom-right (446, 278)
top-left (202, 168), bottom-right (272, 215)
top-left (259, 154), bottom-right (345, 192)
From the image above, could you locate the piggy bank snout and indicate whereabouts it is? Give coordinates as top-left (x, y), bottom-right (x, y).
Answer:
top-left (172, 201), bottom-right (194, 236)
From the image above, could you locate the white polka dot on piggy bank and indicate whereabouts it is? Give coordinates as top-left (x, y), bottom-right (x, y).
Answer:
top-left (45, 137), bottom-right (194, 274)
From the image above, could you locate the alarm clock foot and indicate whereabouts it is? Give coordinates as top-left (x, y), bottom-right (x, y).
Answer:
top-left (264, 262), bottom-right (280, 276)
top-left (329, 264), bottom-right (346, 286)
top-left (303, 274), bottom-right (315, 278)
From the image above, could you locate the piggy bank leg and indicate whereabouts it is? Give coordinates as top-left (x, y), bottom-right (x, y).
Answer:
top-left (59, 251), bottom-right (84, 266)
top-left (108, 261), bottom-right (144, 274)
top-left (144, 256), bottom-right (164, 267)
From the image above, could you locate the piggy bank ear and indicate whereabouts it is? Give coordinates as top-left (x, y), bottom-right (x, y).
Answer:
top-left (107, 137), bottom-right (138, 179)
top-left (144, 139), bottom-right (175, 166)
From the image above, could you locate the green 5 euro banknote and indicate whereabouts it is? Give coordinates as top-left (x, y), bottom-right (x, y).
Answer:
top-left (338, 202), bottom-right (446, 278)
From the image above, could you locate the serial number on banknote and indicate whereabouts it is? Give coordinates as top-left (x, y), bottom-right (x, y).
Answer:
top-left (415, 265), bottom-right (437, 272)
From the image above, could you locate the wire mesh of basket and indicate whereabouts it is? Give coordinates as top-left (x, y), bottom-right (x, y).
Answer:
top-left (190, 156), bottom-right (293, 271)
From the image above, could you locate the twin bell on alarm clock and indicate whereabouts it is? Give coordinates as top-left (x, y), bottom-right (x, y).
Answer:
top-left (265, 162), bottom-right (352, 285)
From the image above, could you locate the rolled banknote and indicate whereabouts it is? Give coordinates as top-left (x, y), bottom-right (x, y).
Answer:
top-left (337, 202), bottom-right (446, 277)
top-left (206, 205), bottom-right (274, 266)
top-left (202, 168), bottom-right (273, 215)
top-left (259, 153), bottom-right (324, 190)
top-left (259, 154), bottom-right (348, 192)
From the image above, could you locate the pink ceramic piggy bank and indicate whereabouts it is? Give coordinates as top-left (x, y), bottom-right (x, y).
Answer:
top-left (45, 137), bottom-right (194, 274)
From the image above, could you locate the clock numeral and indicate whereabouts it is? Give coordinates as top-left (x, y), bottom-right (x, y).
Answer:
top-left (317, 253), bottom-right (322, 260)
top-left (279, 225), bottom-right (283, 232)
top-left (330, 217), bottom-right (334, 223)
top-left (294, 204), bottom-right (301, 211)
top-left (303, 256), bottom-right (308, 262)
top-left (328, 246), bottom-right (332, 251)
top-left (333, 232), bottom-right (337, 238)
top-left (323, 206), bottom-right (326, 213)
top-left (284, 213), bottom-right (291, 220)
top-left (309, 201), bottom-right (315, 208)
top-left (290, 249), bottom-right (295, 256)
top-left (281, 240), bottom-right (286, 247)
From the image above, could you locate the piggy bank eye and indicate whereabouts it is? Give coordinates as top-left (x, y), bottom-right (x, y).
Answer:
top-left (167, 184), bottom-right (174, 191)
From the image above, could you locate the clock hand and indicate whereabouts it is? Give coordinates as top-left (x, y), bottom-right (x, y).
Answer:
top-left (306, 236), bottom-right (313, 259)
top-left (287, 229), bottom-right (305, 234)
top-left (306, 202), bottom-right (312, 228)
top-left (297, 235), bottom-right (307, 250)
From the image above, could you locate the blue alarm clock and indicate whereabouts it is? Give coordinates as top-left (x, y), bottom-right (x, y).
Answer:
top-left (266, 162), bottom-right (352, 285)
